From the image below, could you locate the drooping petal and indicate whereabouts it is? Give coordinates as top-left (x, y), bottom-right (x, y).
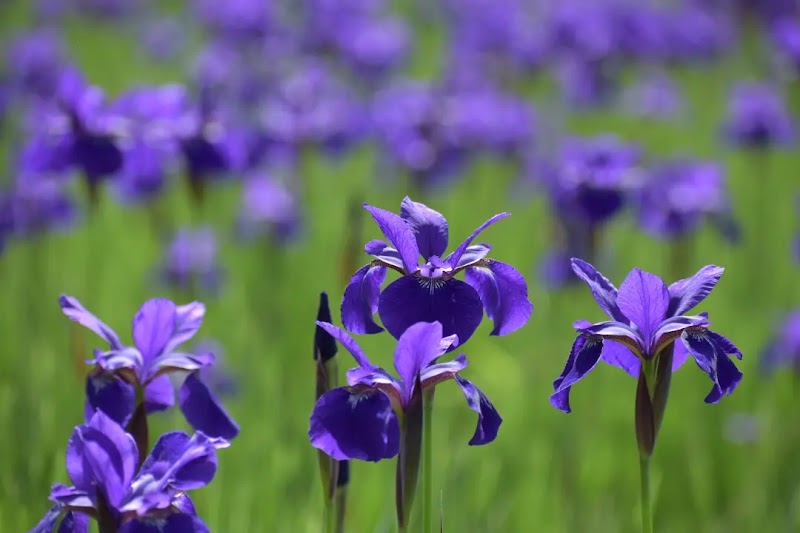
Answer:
top-left (652, 313), bottom-right (710, 355)
top-left (364, 240), bottom-right (405, 270)
top-left (682, 329), bottom-right (743, 403)
top-left (48, 484), bottom-right (94, 510)
top-left (132, 432), bottom-right (219, 498)
top-left (85, 373), bottom-right (136, 426)
top-left (707, 331), bottom-right (743, 360)
top-left (144, 375), bottom-right (175, 413)
top-left (316, 321), bottom-right (375, 370)
top-left (578, 320), bottom-right (644, 358)
top-left (341, 264), bottom-right (387, 334)
top-left (464, 260), bottom-right (532, 336)
top-left (309, 387), bottom-right (400, 462)
top-left (601, 340), bottom-right (640, 376)
top-left (378, 276), bottom-right (484, 346)
top-left (393, 321), bottom-right (444, 402)
top-left (119, 513), bottom-right (209, 533)
top-left (132, 299), bottom-right (177, 363)
top-left (550, 335), bottom-right (605, 413)
top-left (420, 354), bottom-right (468, 387)
top-left (667, 265), bottom-right (724, 317)
top-left (454, 374), bottom-right (502, 445)
top-left (569, 258), bottom-right (626, 322)
top-left (81, 411), bottom-right (139, 508)
top-left (164, 302), bottom-right (206, 353)
top-left (178, 373), bottom-right (240, 440)
top-left (616, 268), bottom-right (670, 347)
top-left (450, 244), bottom-right (491, 270)
top-left (59, 294), bottom-right (123, 350)
top-left (57, 511), bottom-right (89, 533)
top-left (399, 196), bottom-right (448, 260)
top-left (448, 213), bottom-right (510, 269)
top-left (29, 504), bottom-right (63, 533)
top-left (362, 203), bottom-right (419, 272)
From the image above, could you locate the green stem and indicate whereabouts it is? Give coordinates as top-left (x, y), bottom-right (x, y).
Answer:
top-left (323, 498), bottom-right (335, 533)
top-left (422, 389), bottom-right (434, 533)
top-left (639, 454), bottom-right (653, 533)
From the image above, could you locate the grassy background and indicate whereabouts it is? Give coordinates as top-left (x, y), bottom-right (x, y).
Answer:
top-left (1, 3), bottom-right (800, 532)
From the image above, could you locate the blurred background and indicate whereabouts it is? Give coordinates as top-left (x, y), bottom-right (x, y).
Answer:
top-left (1, 0), bottom-right (800, 531)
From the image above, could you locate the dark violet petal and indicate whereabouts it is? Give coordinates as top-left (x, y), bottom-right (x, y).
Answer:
top-left (550, 335), bottom-right (604, 413)
top-left (464, 260), bottom-right (532, 336)
top-left (314, 293), bottom-right (337, 362)
top-left (448, 213), bottom-right (510, 269)
top-left (59, 295), bottom-right (123, 350)
top-left (119, 514), bottom-right (209, 533)
top-left (399, 196), bottom-right (448, 260)
top-left (82, 411), bottom-right (139, 508)
top-left (341, 264), bottom-right (386, 334)
top-left (29, 505), bottom-right (62, 533)
top-left (682, 330), bottom-right (743, 403)
top-left (601, 340), bottom-right (640, 377)
top-left (363, 203), bottom-right (419, 272)
top-left (364, 240), bottom-right (405, 270)
top-left (316, 321), bottom-right (375, 370)
top-left (454, 374), bottom-right (502, 445)
top-left (179, 373), bottom-right (239, 440)
top-left (393, 321), bottom-right (445, 403)
top-left (378, 276), bottom-right (484, 347)
top-left (707, 330), bottom-right (743, 360)
top-left (569, 258), bottom-right (626, 322)
top-left (138, 432), bottom-right (219, 493)
top-left (667, 265), bottom-right (724, 317)
top-left (616, 268), bottom-right (669, 346)
top-left (144, 375), bottom-right (175, 413)
top-left (309, 387), bottom-right (400, 462)
top-left (57, 511), bottom-right (89, 533)
top-left (164, 302), bottom-right (206, 353)
top-left (132, 299), bottom-right (177, 363)
top-left (451, 244), bottom-right (491, 270)
top-left (85, 373), bottom-right (135, 426)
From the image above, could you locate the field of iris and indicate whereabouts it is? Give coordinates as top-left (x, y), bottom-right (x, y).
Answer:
top-left (2, 1), bottom-right (800, 532)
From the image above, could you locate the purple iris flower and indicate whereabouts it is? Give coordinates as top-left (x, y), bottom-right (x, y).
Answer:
top-left (335, 17), bottom-right (411, 80)
top-left (160, 227), bottom-right (222, 294)
top-left (551, 259), bottom-right (743, 413)
top-left (0, 174), bottom-right (76, 241)
top-left (621, 71), bottom-right (684, 120)
top-left (722, 82), bottom-right (796, 148)
top-left (139, 18), bottom-right (187, 63)
top-left (236, 173), bottom-right (301, 244)
top-left (666, 4), bottom-right (733, 62)
top-left (30, 410), bottom-right (226, 533)
top-left (59, 295), bottom-right (239, 441)
top-left (761, 311), bottom-right (800, 373)
top-left (309, 321), bottom-right (501, 461)
top-left (6, 28), bottom-right (67, 97)
top-left (342, 197), bottom-right (532, 345)
top-left (635, 160), bottom-right (739, 241)
top-left (555, 57), bottom-right (618, 109)
top-left (193, 0), bottom-right (274, 41)
top-left (770, 18), bottom-right (800, 74)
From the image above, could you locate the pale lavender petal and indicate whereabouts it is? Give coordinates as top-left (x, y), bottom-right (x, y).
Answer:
top-left (448, 213), bottom-right (510, 269)
top-left (144, 374), bottom-right (175, 413)
top-left (393, 321), bottom-right (445, 402)
top-left (48, 485), bottom-right (93, 510)
top-left (179, 373), bottom-right (239, 440)
top-left (59, 294), bottom-right (123, 350)
top-left (569, 258), bottom-right (626, 322)
top-left (309, 387), bottom-right (400, 461)
top-left (673, 339), bottom-right (690, 371)
top-left (616, 268), bottom-right (669, 345)
top-left (601, 340), bottom-right (640, 377)
top-left (667, 265), bottom-right (724, 316)
top-left (94, 347), bottom-right (144, 375)
top-left (164, 302), bottom-right (206, 353)
top-left (364, 240), bottom-right (405, 270)
top-left (464, 260), bottom-right (532, 336)
top-left (399, 196), bottom-right (449, 260)
top-left (454, 374), bottom-right (502, 445)
top-left (449, 244), bottom-right (491, 270)
top-left (149, 351), bottom-right (215, 381)
top-left (363, 203), bottom-right (419, 272)
top-left (132, 299), bottom-right (177, 362)
top-left (550, 335), bottom-right (604, 413)
top-left (341, 264), bottom-right (386, 334)
top-left (420, 354), bottom-right (468, 388)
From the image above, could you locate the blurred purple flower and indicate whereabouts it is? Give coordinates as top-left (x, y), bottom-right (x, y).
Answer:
top-left (30, 410), bottom-right (226, 533)
top-left (722, 82), bottom-right (796, 148)
top-left (161, 226), bottom-right (222, 293)
top-left (140, 17), bottom-right (187, 63)
top-left (761, 310), bottom-right (800, 373)
top-left (342, 197), bottom-right (532, 344)
top-left (0, 174), bottom-right (76, 242)
top-left (666, 4), bottom-right (733, 62)
top-left (549, 2), bottom-right (617, 60)
top-left (194, 339), bottom-right (238, 397)
top-left (621, 71), bottom-right (684, 120)
top-left (770, 18), bottom-right (800, 74)
top-left (336, 17), bottom-right (411, 79)
top-left (556, 57), bottom-right (617, 109)
top-left (6, 28), bottom-right (67, 97)
top-left (193, 0), bottom-right (274, 41)
top-left (237, 173), bottom-right (301, 244)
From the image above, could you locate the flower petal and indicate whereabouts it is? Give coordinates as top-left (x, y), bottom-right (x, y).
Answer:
top-left (133, 299), bottom-right (177, 362)
top-left (150, 351), bottom-right (215, 381)
top-left (341, 264), bottom-right (387, 334)
top-left (378, 276), bottom-right (484, 347)
top-left (179, 373), bottom-right (240, 440)
top-left (80, 411), bottom-right (139, 508)
top-left (364, 240), bottom-right (405, 270)
top-left (309, 387), bottom-right (400, 461)
top-left (420, 354), bottom-right (468, 388)
top-left (569, 258), bottom-right (626, 322)
top-left (144, 374), bottom-right (175, 414)
top-left (393, 321), bottom-right (445, 402)
top-left (616, 268), bottom-right (669, 347)
top-left (454, 374), bottom-right (502, 445)
top-left (48, 484), bottom-right (94, 511)
top-left (450, 244), bottom-right (491, 270)
top-left (29, 505), bottom-right (63, 533)
top-left (119, 513), bottom-right (209, 533)
top-left (550, 335), bottom-right (604, 413)
top-left (464, 260), bottom-right (532, 336)
top-left (316, 322), bottom-right (375, 370)
top-left (601, 340), bottom-right (640, 377)
top-left (399, 196), bottom-right (448, 260)
top-left (59, 295), bottom-right (123, 350)
top-left (94, 347), bottom-right (144, 374)
top-left (164, 302), bottom-right (206, 353)
top-left (448, 213), bottom-right (510, 269)
top-left (667, 265), bottom-right (724, 317)
top-left (136, 432), bottom-right (220, 494)
top-left (682, 329), bottom-right (743, 403)
top-left (85, 373), bottom-right (136, 426)
top-left (363, 203), bottom-right (419, 272)
top-left (58, 511), bottom-right (89, 533)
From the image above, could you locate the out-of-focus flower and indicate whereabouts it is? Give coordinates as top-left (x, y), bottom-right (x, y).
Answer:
top-left (336, 17), bottom-right (411, 79)
top-left (761, 310), bottom-right (800, 373)
top-left (0, 174), bottom-right (76, 242)
top-left (6, 28), bottom-right (67, 97)
top-left (161, 226), bottom-right (222, 293)
top-left (621, 71), bottom-right (684, 120)
top-left (193, 0), bottom-right (274, 41)
top-left (194, 338), bottom-right (238, 397)
top-left (237, 173), bottom-right (301, 244)
top-left (666, 4), bottom-right (733, 62)
top-left (722, 82), bottom-right (795, 148)
top-left (770, 18), bottom-right (800, 75)
top-left (140, 17), bottom-right (187, 63)
top-left (555, 57), bottom-right (617, 109)
top-left (342, 197), bottom-right (532, 344)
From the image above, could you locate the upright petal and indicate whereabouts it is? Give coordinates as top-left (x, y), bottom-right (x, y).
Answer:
top-left (682, 329), bottom-right (743, 403)
top-left (393, 321), bottom-right (444, 402)
top-left (378, 276), bottom-right (484, 347)
top-left (316, 321), bottom-right (375, 369)
top-left (569, 258), bottom-right (626, 322)
top-left (85, 373), bottom-right (136, 426)
top-left (164, 302), bottom-right (206, 353)
top-left (81, 411), bottom-right (139, 508)
top-left (341, 264), bottom-right (386, 334)
top-left (399, 197), bottom-right (448, 260)
top-left (59, 295), bottom-right (123, 350)
top-left (667, 265), bottom-right (724, 316)
top-left (616, 268), bottom-right (669, 348)
top-left (454, 374), bottom-right (502, 445)
top-left (179, 373), bottom-right (239, 440)
top-left (363, 203), bottom-right (419, 272)
top-left (550, 335), bottom-right (605, 413)
top-left (133, 299), bottom-right (177, 363)
top-left (309, 387), bottom-right (400, 462)
top-left (448, 213), bottom-right (510, 269)
top-left (464, 260), bottom-right (532, 336)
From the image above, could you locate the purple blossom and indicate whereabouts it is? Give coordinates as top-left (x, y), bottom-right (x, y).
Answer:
top-left (30, 410), bottom-right (225, 533)
top-left (666, 4), bottom-right (733, 62)
top-left (309, 321), bottom-right (501, 461)
top-left (193, 0), bottom-right (274, 41)
top-left (621, 71), bottom-right (684, 120)
top-left (139, 18), bottom-right (187, 63)
top-left (6, 28), bottom-right (67, 97)
top-left (771, 18), bottom-right (800, 74)
top-left (59, 295), bottom-right (239, 441)
top-left (161, 227), bottom-right (222, 293)
top-left (236, 173), bottom-right (301, 244)
top-left (551, 259), bottom-right (743, 413)
top-left (342, 197), bottom-right (532, 345)
top-left (722, 82), bottom-right (796, 148)
top-left (555, 57), bottom-right (618, 109)
top-left (335, 17), bottom-right (411, 79)
top-left (0, 174), bottom-right (76, 241)
top-left (761, 310), bottom-right (800, 373)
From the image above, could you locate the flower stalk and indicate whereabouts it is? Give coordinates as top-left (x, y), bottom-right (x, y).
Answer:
top-left (421, 388), bottom-right (435, 533)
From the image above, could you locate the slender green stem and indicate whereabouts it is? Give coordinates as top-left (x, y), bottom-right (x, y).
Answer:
top-left (422, 389), bottom-right (434, 533)
top-left (639, 454), bottom-right (653, 533)
top-left (323, 498), bottom-right (335, 533)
